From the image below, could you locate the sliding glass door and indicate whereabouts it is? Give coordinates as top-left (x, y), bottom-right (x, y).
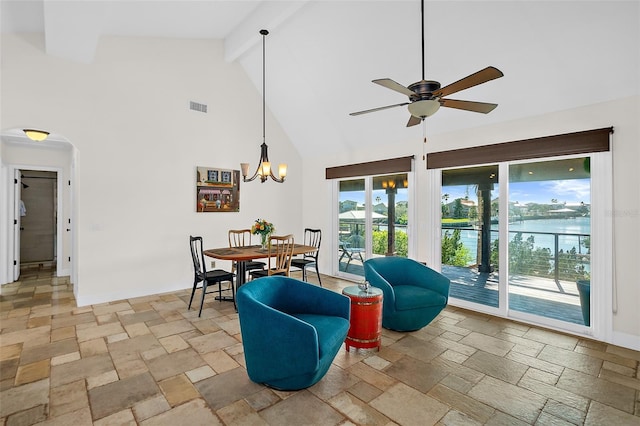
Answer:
top-left (337, 173), bottom-right (410, 279)
top-left (441, 165), bottom-right (500, 309)
top-left (507, 157), bottom-right (591, 325)
top-left (372, 174), bottom-right (410, 258)
top-left (441, 156), bottom-right (592, 329)
top-left (338, 178), bottom-right (367, 277)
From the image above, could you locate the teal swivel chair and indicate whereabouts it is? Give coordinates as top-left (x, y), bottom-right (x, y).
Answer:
top-left (236, 276), bottom-right (350, 390)
top-left (364, 257), bottom-right (450, 331)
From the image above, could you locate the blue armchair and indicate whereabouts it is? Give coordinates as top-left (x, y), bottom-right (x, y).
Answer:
top-left (236, 276), bottom-right (351, 390)
top-left (364, 257), bottom-right (450, 331)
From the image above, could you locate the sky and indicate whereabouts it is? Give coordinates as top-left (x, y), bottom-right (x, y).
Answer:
top-left (446, 179), bottom-right (591, 205)
top-left (340, 179), bottom-right (591, 207)
top-left (340, 188), bottom-right (409, 207)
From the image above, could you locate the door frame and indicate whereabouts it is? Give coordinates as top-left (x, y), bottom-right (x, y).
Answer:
top-left (333, 176), bottom-right (371, 281)
top-left (9, 165), bottom-right (65, 280)
top-left (430, 151), bottom-right (613, 343)
top-left (333, 172), bottom-right (416, 280)
top-left (12, 169), bottom-right (21, 279)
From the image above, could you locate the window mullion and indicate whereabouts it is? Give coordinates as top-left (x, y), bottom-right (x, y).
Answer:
top-left (364, 178), bottom-right (372, 258)
top-left (498, 162), bottom-right (509, 313)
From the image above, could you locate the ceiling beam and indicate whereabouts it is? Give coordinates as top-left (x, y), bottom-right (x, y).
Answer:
top-left (224, 1), bottom-right (308, 63)
top-left (43, 0), bottom-right (108, 63)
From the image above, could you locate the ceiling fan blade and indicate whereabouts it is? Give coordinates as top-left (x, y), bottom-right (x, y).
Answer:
top-left (441, 98), bottom-right (498, 114)
top-left (373, 78), bottom-right (415, 97)
top-left (349, 102), bottom-right (409, 116)
top-left (406, 115), bottom-right (422, 127)
top-left (433, 66), bottom-right (503, 98)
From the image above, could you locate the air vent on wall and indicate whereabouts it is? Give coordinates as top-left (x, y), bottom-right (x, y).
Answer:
top-left (189, 101), bottom-right (208, 113)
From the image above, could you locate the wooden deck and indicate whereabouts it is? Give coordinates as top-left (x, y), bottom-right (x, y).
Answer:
top-left (443, 265), bottom-right (585, 325)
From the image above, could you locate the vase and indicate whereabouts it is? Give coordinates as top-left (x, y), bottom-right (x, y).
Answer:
top-left (260, 233), bottom-right (269, 250)
top-left (358, 280), bottom-right (370, 292)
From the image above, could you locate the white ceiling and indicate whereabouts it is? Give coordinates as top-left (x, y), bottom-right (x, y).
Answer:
top-left (2, 1), bottom-right (639, 158)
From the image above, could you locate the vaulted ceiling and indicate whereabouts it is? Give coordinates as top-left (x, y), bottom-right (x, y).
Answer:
top-left (2, 1), bottom-right (638, 158)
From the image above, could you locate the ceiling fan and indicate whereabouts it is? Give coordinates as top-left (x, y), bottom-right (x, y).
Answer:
top-left (350, 0), bottom-right (504, 127)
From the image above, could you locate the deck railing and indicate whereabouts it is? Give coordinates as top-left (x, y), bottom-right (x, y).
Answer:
top-left (442, 226), bottom-right (590, 282)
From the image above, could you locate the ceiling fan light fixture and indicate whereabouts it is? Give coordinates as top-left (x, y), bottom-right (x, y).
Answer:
top-left (408, 99), bottom-right (440, 118)
top-left (23, 129), bottom-right (49, 141)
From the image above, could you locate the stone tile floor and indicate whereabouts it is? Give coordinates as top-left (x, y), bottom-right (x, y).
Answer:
top-left (1, 266), bottom-right (639, 425)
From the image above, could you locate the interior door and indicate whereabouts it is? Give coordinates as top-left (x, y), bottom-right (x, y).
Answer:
top-left (19, 171), bottom-right (56, 264)
top-left (13, 169), bottom-right (21, 280)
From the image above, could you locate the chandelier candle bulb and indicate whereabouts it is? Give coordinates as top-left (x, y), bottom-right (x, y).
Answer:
top-left (240, 163), bottom-right (250, 178)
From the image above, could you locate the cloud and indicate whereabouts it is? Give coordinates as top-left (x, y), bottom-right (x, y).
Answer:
top-left (541, 180), bottom-right (590, 202)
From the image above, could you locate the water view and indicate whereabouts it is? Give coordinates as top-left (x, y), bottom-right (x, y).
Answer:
top-left (451, 216), bottom-right (590, 266)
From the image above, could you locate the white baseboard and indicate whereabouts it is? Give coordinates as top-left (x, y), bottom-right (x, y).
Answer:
top-left (75, 282), bottom-right (191, 307)
top-left (611, 330), bottom-right (640, 352)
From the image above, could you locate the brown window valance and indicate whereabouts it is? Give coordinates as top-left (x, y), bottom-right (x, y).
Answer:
top-left (326, 156), bottom-right (413, 179)
top-left (426, 127), bottom-right (613, 170)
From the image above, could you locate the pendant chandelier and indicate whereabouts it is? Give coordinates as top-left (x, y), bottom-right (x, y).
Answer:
top-left (240, 29), bottom-right (287, 184)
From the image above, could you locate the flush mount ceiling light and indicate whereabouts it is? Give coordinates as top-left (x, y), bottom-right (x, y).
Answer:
top-left (240, 29), bottom-right (287, 184)
top-left (23, 129), bottom-right (49, 141)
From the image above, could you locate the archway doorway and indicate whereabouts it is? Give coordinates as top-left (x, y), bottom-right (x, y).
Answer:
top-left (0, 128), bottom-right (77, 286)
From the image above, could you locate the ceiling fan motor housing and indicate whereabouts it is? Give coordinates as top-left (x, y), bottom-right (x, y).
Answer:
top-left (408, 80), bottom-right (441, 101)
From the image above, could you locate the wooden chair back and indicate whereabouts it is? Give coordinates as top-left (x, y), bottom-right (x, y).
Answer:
top-left (267, 234), bottom-right (295, 276)
top-left (228, 229), bottom-right (253, 248)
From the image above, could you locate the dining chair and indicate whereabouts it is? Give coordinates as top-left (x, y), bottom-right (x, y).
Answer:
top-left (189, 235), bottom-right (235, 315)
top-left (250, 234), bottom-right (295, 279)
top-left (228, 229), bottom-right (266, 281)
top-left (290, 228), bottom-right (322, 286)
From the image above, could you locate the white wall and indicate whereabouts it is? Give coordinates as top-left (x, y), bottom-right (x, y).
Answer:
top-left (1, 33), bottom-right (302, 305)
top-left (304, 96), bottom-right (640, 350)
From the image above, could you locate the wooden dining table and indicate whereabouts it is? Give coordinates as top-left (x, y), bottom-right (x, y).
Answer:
top-left (204, 244), bottom-right (317, 288)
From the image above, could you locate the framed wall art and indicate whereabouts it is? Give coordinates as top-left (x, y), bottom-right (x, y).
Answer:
top-left (196, 166), bottom-right (240, 212)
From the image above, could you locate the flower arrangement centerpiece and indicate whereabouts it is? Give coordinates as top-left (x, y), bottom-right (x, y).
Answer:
top-left (252, 218), bottom-right (275, 250)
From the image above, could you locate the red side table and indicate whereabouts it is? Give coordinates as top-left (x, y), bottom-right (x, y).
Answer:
top-left (342, 285), bottom-right (383, 351)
